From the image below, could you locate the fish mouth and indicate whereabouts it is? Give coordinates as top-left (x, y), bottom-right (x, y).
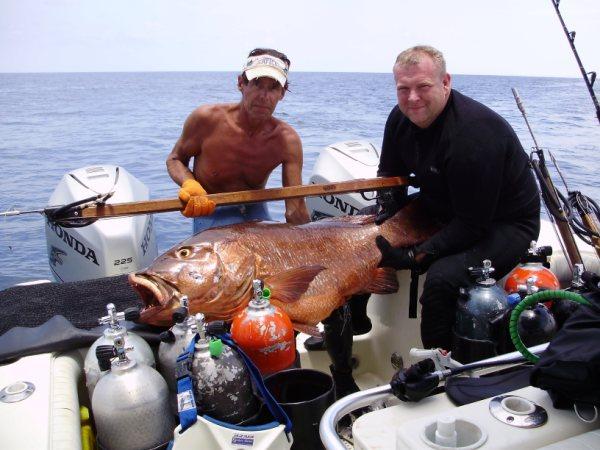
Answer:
top-left (128, 272), bottom-right (179, 308)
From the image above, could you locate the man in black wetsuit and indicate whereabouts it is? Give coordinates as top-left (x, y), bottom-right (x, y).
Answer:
top-left (375, 45), bottom-right (540, 352)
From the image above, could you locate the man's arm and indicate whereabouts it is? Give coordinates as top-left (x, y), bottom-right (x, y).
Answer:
top-left (166, 108), bottom-right (206, 186)
top-left (281, 128), bottom-right (310, 225)
top-left (166, 108), bottom-right (216, 217)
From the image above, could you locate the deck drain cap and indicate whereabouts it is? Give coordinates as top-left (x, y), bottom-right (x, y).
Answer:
top-left (0, 381), bottom-right (35, 403)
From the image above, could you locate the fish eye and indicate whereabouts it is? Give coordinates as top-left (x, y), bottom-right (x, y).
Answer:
top-left (176, 247), bottom-right (193, 259)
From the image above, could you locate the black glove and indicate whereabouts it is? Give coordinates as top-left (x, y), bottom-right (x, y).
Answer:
top-left (390, 358), bottom-right (439, 402)
top-left (374, 189), bottom-right (404, 225)
top-left (376, 235), bottom-right (418, 270)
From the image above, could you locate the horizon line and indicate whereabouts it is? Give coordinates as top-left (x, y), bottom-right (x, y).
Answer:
top-left (0, 70), bottom-right (581, 80)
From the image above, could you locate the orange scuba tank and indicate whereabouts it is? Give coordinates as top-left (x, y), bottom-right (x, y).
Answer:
top-left (504, 242), bottom-right (560, 294)
top-left (231, 279), bottom-right (296, 376)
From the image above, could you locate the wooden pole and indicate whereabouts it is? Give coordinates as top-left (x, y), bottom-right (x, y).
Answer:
top-left (75, 176), bottom-right (410, 220)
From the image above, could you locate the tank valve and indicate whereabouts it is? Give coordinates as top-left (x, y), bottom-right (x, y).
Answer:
top-left (95, 336), bottom-right (132, 371)
top-left (98, 303), bottom-right (139, 329)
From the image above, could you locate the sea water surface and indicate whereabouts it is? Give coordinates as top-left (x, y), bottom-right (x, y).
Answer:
top-left (1, 72), bottom-right (599, 290)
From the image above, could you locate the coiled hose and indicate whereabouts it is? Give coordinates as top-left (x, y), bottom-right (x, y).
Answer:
top-left (509, 290), bottom-right (592, 363)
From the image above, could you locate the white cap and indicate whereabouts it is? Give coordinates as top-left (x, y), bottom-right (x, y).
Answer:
top-left (243, 54), bottom-right (289, 87)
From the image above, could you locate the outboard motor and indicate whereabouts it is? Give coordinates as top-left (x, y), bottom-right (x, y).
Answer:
top-left (453, 260), bottom-right (511, 363)
top-left (92, 335), bottom-right (174, 450)
top-left (45, 165), bottom-right (157, 282)
top-left (190, 314), bottom-right (259, 424)
top-left (307, 141), bottom-right (379, 220)
top-left (231, 279), bottom-right (296, 375)
top-left (84, 303), bottom-right (155, 399)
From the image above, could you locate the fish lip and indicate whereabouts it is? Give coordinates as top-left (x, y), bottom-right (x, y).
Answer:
top-left (128, 272), bottom-right (179, 308)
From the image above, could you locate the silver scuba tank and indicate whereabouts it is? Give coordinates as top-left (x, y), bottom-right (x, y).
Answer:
top-left (92, 335), bottom-right (175, 450)
top-left (158, 296), bottom-right (196, 392)
top-left (453, 260), bottom-right (511, 363)
top-left (158, 296), bottom-right (196, 415)
top-left (84, 303), bottom-right (155, 399)
top-left (190, 313), bottom-right (259, 424)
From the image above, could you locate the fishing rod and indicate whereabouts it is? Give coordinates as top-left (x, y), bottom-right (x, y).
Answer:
top-left (551, 0), bottom-right (600, 125)
top-left (0, 176), bottom-right (411, 226)
top-left (511, 88), bottom-right (584, 270)
top-left (548, 152), bottom-right (600, 259)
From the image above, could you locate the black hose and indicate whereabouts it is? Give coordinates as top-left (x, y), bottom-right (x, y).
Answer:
top-left (45, 194), bottom-right (100, 228)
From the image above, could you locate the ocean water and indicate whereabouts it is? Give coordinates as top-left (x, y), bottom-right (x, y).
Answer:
top-left (1, 72), bottom-right (599, 290)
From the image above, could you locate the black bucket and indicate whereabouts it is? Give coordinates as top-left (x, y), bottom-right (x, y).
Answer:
top-left (264, 368), bottom-right (335, 450)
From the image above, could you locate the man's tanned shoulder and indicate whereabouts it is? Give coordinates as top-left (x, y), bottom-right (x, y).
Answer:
top-left (187, 104), bottom-right (230, 126)
top-left (279, 122), bottom-right (302, 155)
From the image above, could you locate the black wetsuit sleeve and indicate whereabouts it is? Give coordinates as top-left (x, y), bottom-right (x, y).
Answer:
top-left (416, 130), bottom-right (507, 257)
top-left (378, 106), bottom-right (409, 202)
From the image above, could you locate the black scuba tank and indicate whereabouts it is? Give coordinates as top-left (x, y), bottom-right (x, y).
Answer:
top-left (452, 260), bottom-right (511, 363)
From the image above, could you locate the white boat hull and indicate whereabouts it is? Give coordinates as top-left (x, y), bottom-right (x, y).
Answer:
top-left (1, 141), bottom-right (599, 449)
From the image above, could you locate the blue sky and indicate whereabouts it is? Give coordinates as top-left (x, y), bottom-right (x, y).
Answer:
top-left (1, 0), bottom-right (599, 77)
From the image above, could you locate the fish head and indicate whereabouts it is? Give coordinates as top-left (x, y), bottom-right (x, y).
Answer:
top-left (129, 238), bottom-right (256, 326)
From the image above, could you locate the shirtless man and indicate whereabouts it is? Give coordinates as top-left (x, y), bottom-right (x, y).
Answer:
top-left (167, 48), bottom-right (310, 233)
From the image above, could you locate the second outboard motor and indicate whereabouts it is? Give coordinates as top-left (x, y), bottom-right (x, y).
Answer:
top-left (306, 140), bottom-right (379, 220)
top-left (453, 260), bottom-right (511, 363)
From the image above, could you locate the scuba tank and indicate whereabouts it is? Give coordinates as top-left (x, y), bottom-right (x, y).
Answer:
top-left (158, 296), bottom-right (196, 415)
top-left (509, 277), bottom-right (558, 347)
top-left (231, 279), bottom-right (296, 375)
top-left (453, 260), bottom-right (511, 363)
top-left (552, 263), bottom-right (584, 329)
top-left (158, 296), bottom-right (196, 390)
top-left (84, 303), bottom-right (155, 399)
top-left (92, 335), bottom-right (175, 450)
top-left (190, 313), bottom-right (260, 424)
top-left (504, 241), bottom-right (560, 297)
top-left (170, 314), bottom-right (293, 450)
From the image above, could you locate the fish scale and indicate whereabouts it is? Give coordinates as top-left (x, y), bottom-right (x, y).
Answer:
top-left (129, 200), bottom-right (439, 327)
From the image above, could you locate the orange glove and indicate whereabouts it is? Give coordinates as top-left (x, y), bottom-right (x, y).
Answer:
top-left (179, 179), bottom-right (216, 217)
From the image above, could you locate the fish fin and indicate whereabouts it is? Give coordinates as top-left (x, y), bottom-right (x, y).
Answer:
top-left (364, 267), bottom-right (399, 294)
top-left (293, 323), bottom-right (321, 337)
top-left (264, 265), bottom-right (326, 303)
top-left (346, 214), bottom-right (376, 225)
top-left (313, 214), bottom-right (375, 228)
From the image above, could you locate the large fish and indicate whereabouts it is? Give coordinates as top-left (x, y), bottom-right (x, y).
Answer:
top-left (129, 201), bottom-right (439, 330)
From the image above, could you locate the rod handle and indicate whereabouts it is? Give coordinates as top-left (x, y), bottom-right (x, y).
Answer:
top-left (511, 88), bottom-right (525, 115)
